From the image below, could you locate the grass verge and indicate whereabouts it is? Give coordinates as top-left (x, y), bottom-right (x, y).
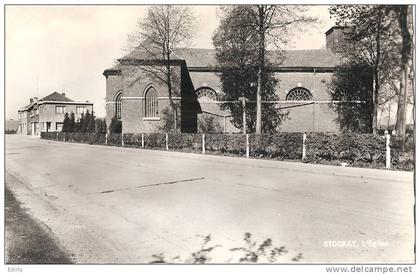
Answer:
top-left (5, 182), bottom-right (73, 264)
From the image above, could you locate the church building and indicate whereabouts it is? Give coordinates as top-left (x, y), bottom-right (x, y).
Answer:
top-left (103, 26), bottom-right (350, 134)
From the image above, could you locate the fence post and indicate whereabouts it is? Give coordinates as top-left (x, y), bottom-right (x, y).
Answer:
top-left (302, 133), bottom-right (307, 162)
top-left (121, 134), bottom-right (124, 147)
top-left (141, 133), bottom-right (144, 148)
top-left (166, 133), bottom-right (169, 151)
top-left (246, 134), bottom-right (249, 158)
top-left (56, 132), bottom-right (58, 141)
top-left (385, 130), bottom-right (391, 169)
top-left (105, 133), bottom-right (108, 145)
top-left (202, 133), bottom-right (205, 154)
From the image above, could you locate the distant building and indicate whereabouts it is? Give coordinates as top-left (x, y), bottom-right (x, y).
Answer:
top-left (104, 26), bottom-right (357, 134)
top-left (5, 119), bottom-right (19, 132)
top-left (18, 92), bottom-right (93, 136)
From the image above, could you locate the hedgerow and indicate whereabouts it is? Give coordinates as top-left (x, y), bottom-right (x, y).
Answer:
top-left (41, 131), bottom-right (413, 171)
top-left (305, 133), bottom-right (386, 168)
top-left (249, 133), bottom-right (303, 160)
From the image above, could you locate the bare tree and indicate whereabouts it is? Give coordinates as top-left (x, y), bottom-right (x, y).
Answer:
top-left (124, 5), bottom-right (197, 132)
top-left (237, 5), bottom-right (316, 134)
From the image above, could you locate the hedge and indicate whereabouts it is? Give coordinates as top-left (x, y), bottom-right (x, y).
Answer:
top-left (390, 135), bottom-right (415, 171)
top-left (168, 133), bottom-right (202, 153)
top-left (249, 133), bottom-right (303, 160)
top-left (205, 133), bottom-right (246, 156)
top-left (41, 131), bottom-right (414, 171)
top-left (41, 132), bottom-right (106, 144)
top-left (304, 133), bottom-right (387, 168)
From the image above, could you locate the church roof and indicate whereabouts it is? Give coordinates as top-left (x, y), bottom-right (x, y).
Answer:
top-left (40, 91), bottom-right (74, 102)
top-left (113, 47), bottom-right (341, 70)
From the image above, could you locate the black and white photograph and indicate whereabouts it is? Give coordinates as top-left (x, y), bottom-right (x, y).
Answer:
top-left (3, 1), bottom-right (416, 273)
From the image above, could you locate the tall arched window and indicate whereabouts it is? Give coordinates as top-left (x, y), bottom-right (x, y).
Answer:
top-left (144, 86), bottom-right (158, 118)
top-left (115, 92), bottom-right (122, 119)
top-left (286, 87), bottom-right (313, 101)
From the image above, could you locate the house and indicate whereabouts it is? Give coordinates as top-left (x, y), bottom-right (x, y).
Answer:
top-left (103, 26), bottom-right (356, 134)
top-left (17, 92), bottom-right (94, 136)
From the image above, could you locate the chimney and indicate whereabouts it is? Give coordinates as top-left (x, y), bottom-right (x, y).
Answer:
top-left (61, 92), bottom-right (66, 97)
top-left (30, 98), bottom-right (34, 104)
top-left (33, 96), bottom-right (38, 103)
top-left (325, 26), bottom-right (351, 53)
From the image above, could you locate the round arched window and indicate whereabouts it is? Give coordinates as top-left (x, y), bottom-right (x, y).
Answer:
top-left (196, 87), bottom-right (218, 101)
top-left (286, 87), bottom-right (313, 101)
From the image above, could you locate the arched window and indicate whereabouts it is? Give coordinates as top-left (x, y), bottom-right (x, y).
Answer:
top-left (115, 92), bottom-right (122, 119)
top-left (286, 87), bottom-right (313, 101)
top-left (196, 87), bottom-right (218, 101)
top-left (144, 86), bottom-right (158, 118)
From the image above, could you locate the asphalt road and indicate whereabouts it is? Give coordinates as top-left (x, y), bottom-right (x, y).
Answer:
top-left (5, 135), bottom-right (415, 263)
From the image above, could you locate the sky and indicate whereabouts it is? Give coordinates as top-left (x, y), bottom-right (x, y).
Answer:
top-left (5, 5), bottom-right (335, 119)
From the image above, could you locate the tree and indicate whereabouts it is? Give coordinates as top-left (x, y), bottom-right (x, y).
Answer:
top-left (95, 118), bottom-right (107, 134)
top-left (329, 5), bottom-right (402, 133)
top-left (68, 112), bottom-right (76, 132)
top-left (328, 64), bottom-right (374, 133)
top-left (393, 5), bottom-right (413, 146)
top-left (79, 112), bottom-right (86, 132)
top-left (86, 110), bottom-right (96, 133)
top-left (125, 5), bottom-right (197, 132)
top-left (109, 117), bottom-right (122, 134)
top-left (198, 114), bottom-right (223, 133)
top-left (62, 113), bottom-right (70, 133)
top-left (213, 6), bottom-right (313, 133)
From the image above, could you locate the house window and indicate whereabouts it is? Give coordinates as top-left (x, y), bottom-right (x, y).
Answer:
top-left (35, 108), bottom-right (39, 115)
top-left (56, 122), bottom-right (63, 131)
top-left (144, 87), bottom-right (158, 118)
top-left (115, 92), bottom-right (122, 119)
top-left (76, 106), bottom-right (86, 114)
top-left (56, 106), bottom-right (66, 114)
top-left (286, 87), bottom-right (313, 101)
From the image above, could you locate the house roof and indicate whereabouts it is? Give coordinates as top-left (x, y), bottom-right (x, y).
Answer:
top-left (108, 47), bottom-right (341, 71)
top-left (19, 92), bottom-right (91, 111)
top-left (40, 91), bottom-right (74, 102)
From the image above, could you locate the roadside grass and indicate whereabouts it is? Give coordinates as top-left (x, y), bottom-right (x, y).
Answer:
top-left (5, 185), bottom-right (74, 264)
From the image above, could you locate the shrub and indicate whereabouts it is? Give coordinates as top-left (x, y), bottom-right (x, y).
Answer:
top-left (168, 133), bottom-right (202, 153)
top-left (205, 133), bottom-right (246, 156)
top-left (144, 133), bottom-right (166, 149)
top-left (305, 133), bottom-right (386, 166)
top-left (107, 134), bottom-right (122, 146)
top-left (109, 117), bottom-right (122, 134)
top-left (390, 135), bottom-right (415, 171)
top-left (249, 133), bottom-right (303, 160)
top-left (122, 133), bottom-right (143, 148)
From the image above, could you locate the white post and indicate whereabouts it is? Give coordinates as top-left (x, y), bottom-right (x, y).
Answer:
top-left (385, 130), bottom-right (391, 169)
top-left (105, 133), bottom-right (108, 145)
top-left (166, 133), bottom-right (169, 151)
top-left (141, 133), bottom-right (144, 148)
top-left (202, 133), bottom-right (205, 154)
top-left (302, 133), bottom-right (307, 161)
top-left (246, 134), bottom-right (249, 158)
top-left (121, 134), bottom-right (124, 147)
top-left (56, 132), bottom-right (58, 141)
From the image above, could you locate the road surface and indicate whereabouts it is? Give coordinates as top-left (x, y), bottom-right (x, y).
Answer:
top-left (5, 135), bottom-right (415, 263)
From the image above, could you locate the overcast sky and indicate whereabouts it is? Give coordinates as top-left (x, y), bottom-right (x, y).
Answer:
top-left (5, 5), bottom-right (335, 119)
